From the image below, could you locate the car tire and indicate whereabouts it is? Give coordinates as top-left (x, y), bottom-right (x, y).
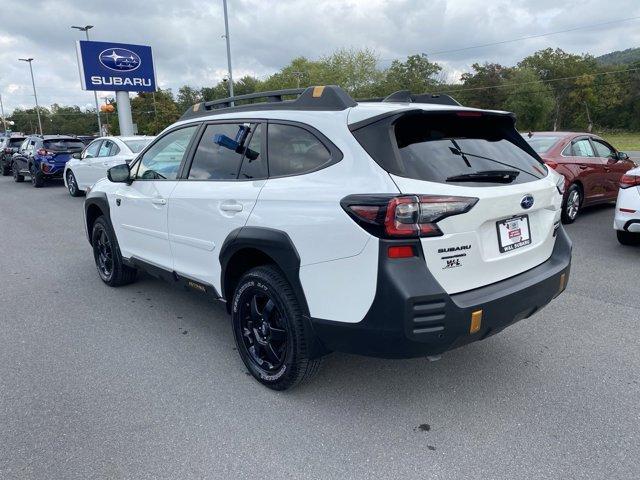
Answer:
top-left (12, 162), bottom-right (24, 183)
top-left (616, 230), bottom-right (640, 246)
top-left (561, 184), bottom-right (582, 224)
top-left (30, 164), bottom-right (44, 188)
top-left (232, 265), bottom-right (322, 390)
top-left (91, 216), bottom-right (137, 287)
top-left (66, 170), bottom-right (83, 197)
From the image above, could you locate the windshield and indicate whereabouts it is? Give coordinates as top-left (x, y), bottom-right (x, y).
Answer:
top-left (352, 111), bottom-right (546, 186)
top-left (124, 138), bottom-right (154, 153)
top-left (43, 139), bottom-right (85, 152)
top-left (525, 135), bottom-right (563, 154)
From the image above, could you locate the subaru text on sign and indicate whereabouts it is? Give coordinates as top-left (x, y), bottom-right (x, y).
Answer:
top-left (75, 40), bottom-right (156, 92)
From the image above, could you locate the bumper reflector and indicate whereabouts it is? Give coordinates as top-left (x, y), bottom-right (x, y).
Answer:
top-left (559, 273), bottom-right (566, 293)
top-left (470, 310), bottom-right (482, 334)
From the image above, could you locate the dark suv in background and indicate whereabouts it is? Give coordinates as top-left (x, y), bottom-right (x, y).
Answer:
top-left (0, 135), bottom-right (26, 176)
top-left (11, 135), bottom-right (85, 187)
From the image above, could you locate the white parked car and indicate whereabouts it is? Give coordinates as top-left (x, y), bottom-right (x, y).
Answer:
top-left (64, 136), bottom-right (155, 197)
top-left (82, 86), bottom-right (572, 390)
top-left (614, 166), bottom-right (640, 245)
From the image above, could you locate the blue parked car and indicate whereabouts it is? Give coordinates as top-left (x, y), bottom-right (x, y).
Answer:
top-left (11, 135), bottom-right (85, 187)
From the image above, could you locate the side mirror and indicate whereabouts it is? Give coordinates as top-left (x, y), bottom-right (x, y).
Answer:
top-left (72, 152), bottom-right (82, 160)
top-left (617, 152), bottom-right (629, 161)
top-left (107, 163), bottom-right (131, 183)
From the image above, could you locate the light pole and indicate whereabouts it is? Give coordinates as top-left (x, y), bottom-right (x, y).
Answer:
top-left (0, 93), bottom-right (7, 132)
top-left (18, 58), bottom-right (43, 135)
top-left (71, 25), bottom-right (103, 135)
top-left (222, 0), bottom-right (234, 105)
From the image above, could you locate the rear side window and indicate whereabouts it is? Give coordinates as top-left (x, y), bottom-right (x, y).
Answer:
top-left (268, 124), bottom-right (331, 177)
top-left (352, 111), bottom-right (546, 186)
top-left (188, 123), bottom-right (257, 180)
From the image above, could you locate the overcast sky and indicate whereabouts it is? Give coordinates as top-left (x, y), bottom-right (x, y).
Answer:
top-left (1, 0), bottom-right (639, 114)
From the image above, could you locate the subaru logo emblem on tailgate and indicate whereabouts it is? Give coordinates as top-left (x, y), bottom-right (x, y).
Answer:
top-left (521, 194), bottom-right (534, 209)
top-left (99, 48), bottom-right (141, 72)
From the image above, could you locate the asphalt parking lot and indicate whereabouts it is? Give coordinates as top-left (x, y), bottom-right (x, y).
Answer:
top-left (0, 175), bottom-right (638, 480)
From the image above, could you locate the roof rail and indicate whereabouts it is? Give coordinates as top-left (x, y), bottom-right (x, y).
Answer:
top-left (181, 85), bottom-right (358, 120)
top-left (358, 89), bottom-right (461, 106)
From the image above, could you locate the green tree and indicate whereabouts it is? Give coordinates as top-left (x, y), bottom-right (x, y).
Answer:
top-left (504, 68), bottom-right (554, 131)
top-left (457, 63), bottom-right (513, 109)
top-left (382, 54), bottom-right (442, 95)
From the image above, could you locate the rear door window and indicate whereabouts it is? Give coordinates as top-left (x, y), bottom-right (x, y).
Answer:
top-left (84, 140), bottom-right (102, 159)
top-left (97, 140), bottom-right (113, 157)
top-left (572, 139), bottom-right (595, 157)
top-left (352, 111), bottom-right (545, 186)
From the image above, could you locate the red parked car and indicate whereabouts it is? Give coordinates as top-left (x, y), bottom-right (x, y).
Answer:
top-left (525, 132), bottom-right (636, 223)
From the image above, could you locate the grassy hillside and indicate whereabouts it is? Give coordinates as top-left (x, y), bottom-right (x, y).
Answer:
top-left (596, 47), bottom-right (640, 66)
top-left (599, 132), bottom-right (640, 151)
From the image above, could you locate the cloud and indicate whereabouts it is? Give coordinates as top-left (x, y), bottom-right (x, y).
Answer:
top-left (0, 0), bottom-right (638, 113)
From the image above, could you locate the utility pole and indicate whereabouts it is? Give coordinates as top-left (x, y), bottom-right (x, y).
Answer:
top-left (71, 25), bottom-right (103, 135)
top-left (0, 93), bottom-right (7, 132)
top-left (222, 0), bottom-right (235, 105)
top-left (291, 71), bottom-right (304, 88)
top-left (18, 58), bottom-right (43, 135)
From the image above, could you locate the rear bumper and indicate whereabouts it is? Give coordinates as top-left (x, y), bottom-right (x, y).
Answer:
top-left (310, 227), bottom-right (572, 359)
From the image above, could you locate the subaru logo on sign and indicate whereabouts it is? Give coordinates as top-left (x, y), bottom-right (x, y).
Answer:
top-left (521, 194), bottom-right (534, 209)
top-left (99, 48), bottom-right (141, 72)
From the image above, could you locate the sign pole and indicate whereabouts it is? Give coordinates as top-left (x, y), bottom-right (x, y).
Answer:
top-left (116, 91), bottom-right (134, 136)
top-left (0, 93), bottom-right (7, 132)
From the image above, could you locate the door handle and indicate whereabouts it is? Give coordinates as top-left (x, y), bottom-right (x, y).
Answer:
top-left (220, 202), bottom-right (243, 212)
top-left (604, 167), bottom-right (611, 172)
top-left (151, 198), bottom-right (167, 206)
top-left (578, 165), bottom-right (588, 169)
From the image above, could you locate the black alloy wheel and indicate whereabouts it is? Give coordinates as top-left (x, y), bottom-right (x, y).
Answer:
top-left (238, 291), bottom-right (289, 373)
top-left (93, 223), bottom-right (114, 281)
top-left (232, 266), bottom-right (322, 390)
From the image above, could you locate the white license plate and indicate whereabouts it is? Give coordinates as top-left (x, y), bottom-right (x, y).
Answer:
top-left (496, 215), bottom-right (531, 253)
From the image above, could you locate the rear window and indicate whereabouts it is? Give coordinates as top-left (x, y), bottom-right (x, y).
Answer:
top-left (124, 138), bottom-right (154, 153)
top-left (8, 138), bottom-right (25, 147)
top-left (352, 111), bottom-right (546, 186)
top-left (43, 139), bottom-right (85, 152)
top-left (525, 135), bottom-right (563, 154)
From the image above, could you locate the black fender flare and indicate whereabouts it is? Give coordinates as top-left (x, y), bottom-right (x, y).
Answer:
top-left (219, 226), bottom-right (328, 358)
top-left (219, 227), bottom-right (307, 312)
top-left (84, 191), bottom-right (111, 244)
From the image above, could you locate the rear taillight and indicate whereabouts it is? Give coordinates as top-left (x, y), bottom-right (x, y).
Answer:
top-left (545, 160), bottom-right (559, 170)
top-left (341, 194), bottom-right (478, 238)
top-left (620, 175), bottom-right (640, 189)
top-left (4, 148), bottom-right (11, 153)
top-left (37, 148), bottom-right (54, 156)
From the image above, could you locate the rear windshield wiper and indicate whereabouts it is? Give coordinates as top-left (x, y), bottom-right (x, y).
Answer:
top-left (449, 143), bottom-right (543, 179)
top-left (446, 170), bottom-right (520, 184)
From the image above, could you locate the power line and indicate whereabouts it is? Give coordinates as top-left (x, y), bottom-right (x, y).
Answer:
top-left (424, 16), bottom-right (640, 57)
top-left (434, 66), bottom-right (640, 95)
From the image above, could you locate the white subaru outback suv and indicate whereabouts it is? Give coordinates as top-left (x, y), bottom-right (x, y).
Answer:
top-left (83, 85), bottom-right (572, 390)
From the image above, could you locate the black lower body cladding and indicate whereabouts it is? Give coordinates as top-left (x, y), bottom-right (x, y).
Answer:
top-left (310, 227), bottom-right (572, 359)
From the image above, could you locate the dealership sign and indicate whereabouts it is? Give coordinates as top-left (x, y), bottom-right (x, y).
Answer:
top-left (75, 40), bottom-right (156, 92)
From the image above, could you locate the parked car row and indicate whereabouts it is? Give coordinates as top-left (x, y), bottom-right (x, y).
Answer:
top-left (1, 134), bottom-right (154, 191)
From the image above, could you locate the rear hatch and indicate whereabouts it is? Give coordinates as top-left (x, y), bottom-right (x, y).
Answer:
top-left (351, 109), bottom-right (562, 294)
top-left (42, 138), bottom-right (85, 166)
top-left (6, 138), bottom-right (25, 154)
